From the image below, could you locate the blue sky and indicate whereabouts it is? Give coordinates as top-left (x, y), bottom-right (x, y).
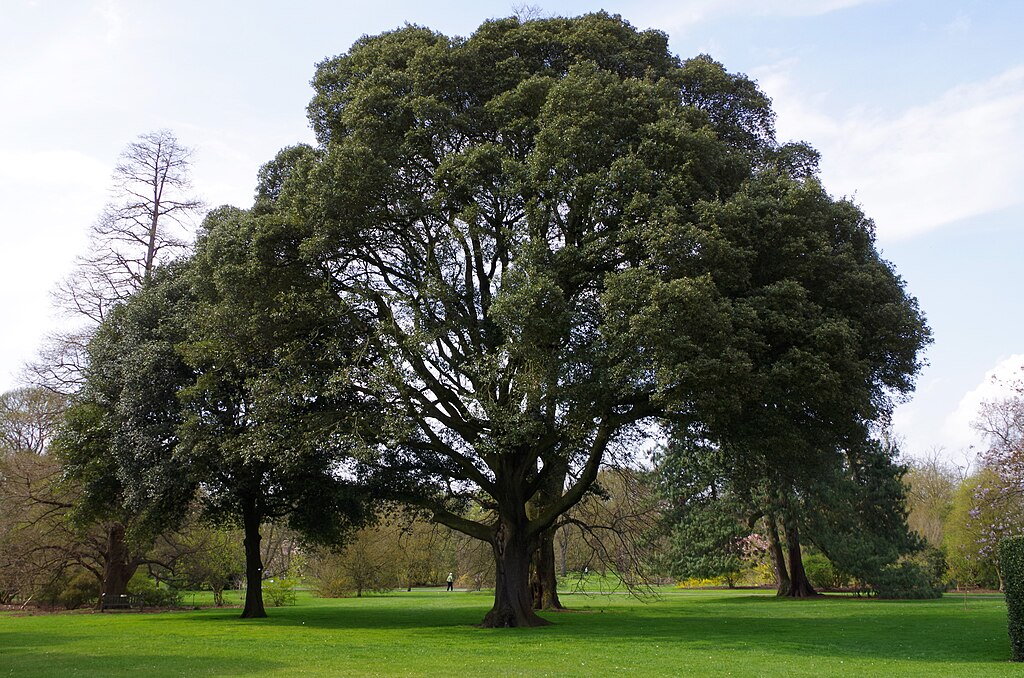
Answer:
top-left (1, 0), bottom-right (1021, 464)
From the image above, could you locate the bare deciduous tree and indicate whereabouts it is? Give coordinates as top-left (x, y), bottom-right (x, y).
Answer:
top-left (27, 130), bottom-right (203, 394)
top-left (55, 129), bottom-right (203, 325)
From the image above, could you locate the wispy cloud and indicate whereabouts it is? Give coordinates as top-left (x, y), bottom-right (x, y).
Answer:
top-left (632, 0), bottom-right (883, 32)
top-left (756, 63), bottom-right (1024, 240)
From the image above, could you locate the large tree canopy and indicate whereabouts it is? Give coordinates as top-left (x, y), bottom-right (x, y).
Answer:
top-left (56, 13), bottom-right (928, 628)
top-left (281, 12), bottom-right (928, 626)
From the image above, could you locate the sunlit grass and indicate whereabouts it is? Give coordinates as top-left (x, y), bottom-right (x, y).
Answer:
top-left (0, 588), bottom-right (1015, 676)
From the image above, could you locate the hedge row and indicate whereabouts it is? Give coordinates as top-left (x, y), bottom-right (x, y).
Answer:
top-left (1000, 536), bottom-right (1024, 662)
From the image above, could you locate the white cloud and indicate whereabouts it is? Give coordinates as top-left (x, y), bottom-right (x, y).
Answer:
top-left (757, 64), bottom-right (1024, 240)
top-left (894, 355), bottom-right (1023, 465)
top-left (941, 354), bottom-right (1024, 454)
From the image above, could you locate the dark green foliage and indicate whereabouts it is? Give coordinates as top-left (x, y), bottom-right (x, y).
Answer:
top-left (917, 546), bottom-right (948, 591)
top-left (176, 203), bottom-right (377, 618)
top-left (55, 264), bottom-right (197, 540)
top-left (800, 440), bottom-right (929, 593)
top-left (299, 10), bottom-right (929, 623)
top-left (1001, 536), bottom-right (1024, 661)
top-left (181, 204), bottom-right (374, 546)
top-left (869, 562), bottom-right (943, 600)
top-left (300, 11), bottom-right (784, 626)
top-left (657, 441), bottom-right (756, 583)
top-left (662, 498), bottom-right (750, 582)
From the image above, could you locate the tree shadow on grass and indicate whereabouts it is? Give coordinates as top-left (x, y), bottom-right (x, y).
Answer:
top-left (1, 633), bottom-right (280, 678)
top-left (536, 596), bottom-right (1011, 665)
top-left (109, 592), bottom-right (1012, 667)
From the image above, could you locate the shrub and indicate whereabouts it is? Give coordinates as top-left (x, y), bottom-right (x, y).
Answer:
top-left (869, 562), bottom-right (943, 599)
top-left (803, 553), bottom-right (851, 591)
top-left (58, 571), bottom-right (100, 610)
top-left (1000, 536), bottom-right (1024, 661)
top-left (264, 577), bottom-right (298, 607)
top-left (128, 573), bottom-right (182, 608)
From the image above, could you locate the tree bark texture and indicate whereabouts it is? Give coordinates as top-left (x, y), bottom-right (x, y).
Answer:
top-left (530, 527), bottom-right (564, 611)
top-left (481, 519), bottom-right (550, 627)
top-left (765, 514), bottom-right (791, 596)
top-left (241, 500), bottom-right (267, 618)
top-left (782, 517), bottom-right (817, 598)
top-left (100, 522), bottom-right (138, 603)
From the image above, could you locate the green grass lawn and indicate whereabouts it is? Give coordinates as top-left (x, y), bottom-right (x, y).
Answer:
top-left (0, 588), bottom-right (1015, 677)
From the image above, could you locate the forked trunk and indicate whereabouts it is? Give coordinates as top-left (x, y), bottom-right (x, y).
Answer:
top-left (782, 518), bottom-right (817, 598)
top-left (481, 520), bottom-right (549, 627)
top-left (240, 500), bottom-right (267, 618)
top-left (530, 527), bottom-right (564, 611)
top-left (765, 514), bottom-right (791, 596)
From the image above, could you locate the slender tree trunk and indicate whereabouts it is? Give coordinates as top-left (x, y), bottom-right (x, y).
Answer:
top-left (100, 522), bottom-right (138, 605)
top-left (558, 528), bottom-right (568, 578)
top-left (765, 514), bottom-right (791, 596)
top-left (530, 527), bottom-right (564, 610)
top-left (782, 516), bottom-right (817, 598)
top-left (240, 500), bottom-right (267, 618)
top-left (481, 517), bottom-right (549, 628)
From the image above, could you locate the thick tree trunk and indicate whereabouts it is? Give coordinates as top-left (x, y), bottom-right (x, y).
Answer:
top-left (240, 500), bottom-right (267, 619)
top-left (100, 522), bottom-right (138, 605)
top-left (530, 527), bottom-right (564, 611)
top-left (782, 517), bottom-right (817, 598)
top-left (765, 514), bottom-right (791, 596)
top-left (481, 519), bottom-right (549, 628)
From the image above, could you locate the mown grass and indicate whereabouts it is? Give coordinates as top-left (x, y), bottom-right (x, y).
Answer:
top-left (0, 588), bottom-right (1015, 676)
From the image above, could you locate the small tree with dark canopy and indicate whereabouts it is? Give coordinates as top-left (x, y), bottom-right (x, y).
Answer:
top-left (57, 162), bottom-right (375, 617)
top-left (175, 202), bottom-right (375, 618)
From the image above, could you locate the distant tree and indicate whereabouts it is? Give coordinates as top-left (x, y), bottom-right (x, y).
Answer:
top-left (944, 468), bottom-right (1022, 589)
top-left (904, 452), bottom-right (961, 547)
top-left (967, 367), bottom-right (1024, 588)
top-left (975, 367), bottom-right (1024, 497)
top-left (398, 519), bottom-right (454, 590)
top-left (56, 129), bottom-right (203, 325)
top-left (160, 520), bottom-right (245, 607)
top-left (30, 130), bottom-right (203, 394)
top-left (556, 467), bottom-right (663, 592)
top-left (0, 388), bottom-right (67, 454)
top-left (0, 388), bottom-right (108, 607)
top-left (309, 525), bottom-right (402, 598)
